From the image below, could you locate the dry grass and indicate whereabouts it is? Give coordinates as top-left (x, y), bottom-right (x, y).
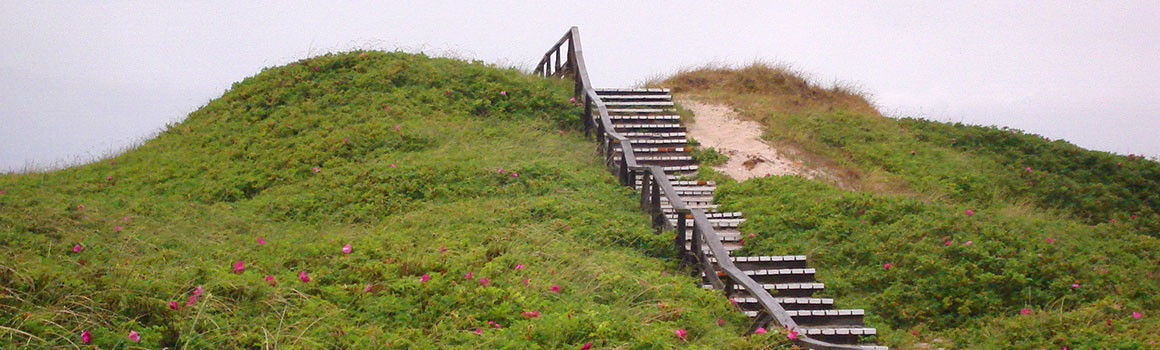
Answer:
top-left (644, 61), bottom-right (892, 192)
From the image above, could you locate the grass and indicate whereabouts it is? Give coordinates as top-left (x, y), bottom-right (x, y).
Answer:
top-left (0, 52), bottom-right (793, 349)
top-left (650, 62), bottom-right (1160, 349)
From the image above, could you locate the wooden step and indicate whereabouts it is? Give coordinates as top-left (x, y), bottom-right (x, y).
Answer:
top-left (797, 327), bottom-right (878, 346)
top-left (787, 309), bottom-right (866, 327)
top-left (711, 255), bottom-right (809, 269)
top-left (713, 282), bottom-right (825, 297)
top-left (604, 101), bottom-right (674, 107)
top-left (732, 297), bottom-right (835, 311)
top-left (741, 268), bottom-right (816, 284)
top-left (619, 137), bottom-right (687, 145)
top-left (607, 115), bottom-right (681, 122)
top-left (620, 131), bottom-right (686, 138)
top-left (667, 211), bottom-right (741, 220)
top-left (606, 108), bottom-right (671, 114)
top-left (599, 95), bottom-right (673, 102)
top-left (612, 123), bottom-right (684, 130)
top-left (595, 87), bottom-right (670, 94)
top-left (619, 146), bottom-right (688, 153)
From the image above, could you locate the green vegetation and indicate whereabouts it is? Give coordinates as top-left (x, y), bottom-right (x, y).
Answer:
top-left (0, 52), bottom-right (789, 349)
top-left (654, 63), bottom-right (1160, 349)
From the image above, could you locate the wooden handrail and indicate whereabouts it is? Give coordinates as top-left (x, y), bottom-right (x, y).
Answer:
top-left (535, 27), bottom-right (867, 350)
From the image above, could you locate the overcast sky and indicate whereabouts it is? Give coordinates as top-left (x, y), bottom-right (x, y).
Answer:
top-left (2, 1), bottom-right (1158, 172)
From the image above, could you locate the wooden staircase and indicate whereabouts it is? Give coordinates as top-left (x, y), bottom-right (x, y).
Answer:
top-left (595, 88), bottom-right (886, 349)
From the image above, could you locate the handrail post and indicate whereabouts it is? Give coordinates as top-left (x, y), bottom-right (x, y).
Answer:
top-left (639, 170), bottom-right (652, 211)
top-left (675, 211), bottom-right (688, 260)
top-left (583, 94), bottom-right (592, 138)
top-left (650, 175), bottom-right (662, 226)
top-left (619, 156), bottom-right (630, 187)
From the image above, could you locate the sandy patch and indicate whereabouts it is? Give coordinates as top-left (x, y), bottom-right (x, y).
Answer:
top-left (678, 98), bottom-right (813, 181)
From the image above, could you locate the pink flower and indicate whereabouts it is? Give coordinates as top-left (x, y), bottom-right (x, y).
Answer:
top-left (106, 175), bottom-right (113, 181)
top-left (113, 225), bottom-right (122, 231)
top-left (78, 205), bottom-right (85, 210)
top-left (581, 343), bottom-right (591, 350)
top-left (299, 271), bottom-right (311, 283)
top-left (128, 330), bottom-right (140, 342)
top-left (395, 124), bottom-right (401, 131)
top-left (515, 264), bottom-right (525, 270)
top-left (312, 66), bottom-right (319, 71)
top-left (1020, 308), bottom-right (1031, 315)
top-left (1072, 283), bottom-right (1080, 289)
top-left (550, 285), bottom-right (560, 293)
top-left (342, 243), bottom-right (352, 254)
top-left (364, 283), bottom-right (373, 293)
top-left (445, 91), bottom-right (452, 95)
top-left (266, 275), bottom-right (276, 286)
top-left (512, 172), bottom-right (519, 178)
top-left (965, 209), bottom-right (975, 216)
top-left (498, 168), bottom-right (504, 173)
top-left (884, 263), bottom-right (892, 270)
top-left (465, 272), bottom-right (474, 280)
top-left (754, 327), bottom-right (767, 334)
top-left (522, 310), bottom-right (540, 318)
top-left (1025, 167), bottom-right (1032, 173)
top-left (186, 294), bottom-right (198, 306)
top-left (787, 328), bottom-right (798, 340)
top-left (945, 241), bottom-right (953, 246)
top-left (1134, 311), bottom-right (1142, 319)
top-left (964, 241), bottom-right (973, 246)
top-left (81, 330), bottom-right (91, 344)
top-left (500, 91), bottom-right (507, 96)
top-left (439, 245), bottom-right (447, 253)
top-left (522, 279), bottom-right (529, 287)
top-left (390, 163), bottom-right (396, 168)
top-left (717, 318), bottom-right (725, 326)
top-left (233, 260), bottom-right (245, 273)
top-left (1046, 237), bottom-right (1055, 243)
top-left (569, 97), bottom-right (576, 103)
top-left (473, 328), bottom-right (482, 335)
top-left (73, 244), bottom-right (82, 253)
top-left (313, 167), bottom-right (320, 173)
top-left (749, 233), bottom-right (755, 238)
top-left (169, 301), bottom-right (179, 310)
top-left (123, 216), bottom-right (131, 222)
top-left (194, 285), bottom-right (204, 296)
top-left (675, 328), bottom-right (687, 341)
top-left (478, 277), bottom-right (490, 286)
top-left (560, 130), bottom-right (565, 135)
top-left (343, 137), bottom-right (349, 143)
top-left (258, 237), bottom-right (266, 246)
top-left (420, 274), bottom-right (430, 282)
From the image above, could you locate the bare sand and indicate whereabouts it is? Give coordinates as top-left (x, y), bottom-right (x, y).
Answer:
top-left (678, 98), bottom-right (813, 181)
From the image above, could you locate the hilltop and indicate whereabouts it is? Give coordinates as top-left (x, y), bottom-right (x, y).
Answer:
top-left (0, 52), bottom-right (789, 349)
top-left (652, 63), bottom-right (1160, 349)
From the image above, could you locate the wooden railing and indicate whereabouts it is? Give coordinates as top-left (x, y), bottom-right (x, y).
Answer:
top-left (535, 27), bottom-right (867, 350)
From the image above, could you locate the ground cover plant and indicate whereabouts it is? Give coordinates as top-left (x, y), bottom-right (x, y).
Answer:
top-left (0, 52), bottom-right (794, 349)
top-left (653, 63), bottom-right (1160, 349)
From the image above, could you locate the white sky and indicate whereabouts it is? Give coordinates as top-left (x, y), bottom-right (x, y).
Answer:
top-left (2, 1), bottom-right (1158, 172)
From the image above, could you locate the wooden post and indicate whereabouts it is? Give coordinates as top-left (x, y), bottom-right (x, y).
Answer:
top-left (650, 177), bottom-right (662, 226)
top-left (675, 212), bottom-right (687, 261)
top-left (583, 95), bottom-right (592, 138)
top-left (619, 156), bottom-right (630, 187)
top-left (639, 171), bottom-right (651, 208)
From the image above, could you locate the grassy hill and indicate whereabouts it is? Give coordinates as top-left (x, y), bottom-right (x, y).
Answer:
top-left (0, 53), bottom-right (792, 349)
top-left (653, 63), bottom-right (1160, 349)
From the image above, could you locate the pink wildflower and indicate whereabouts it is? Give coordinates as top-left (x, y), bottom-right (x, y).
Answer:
top-left (78, 205), bottom-right (84, 210)
top-left (194, 285), bottom-right (204, 296)
top-left (512, 172), bottom-right (519, 178)
top-left (964, 241), bottom-right (973, 246)
top-left (1072, 283), bottom-right (1080, 289)
top-left (965, 209), bottom-right (975, 216)
top-left (945, 241), bottom-right (953, 246)
top-left (500, 91), bottom-right (507, 96)
top-left (749, 233), bottom-right (755, 238)
top-left (1020, 308), bottom-right (1031, 315)
top-left (113, 225), bottom-right (122, 231)
top-left (717, 318), bottom-right (725, 326)
top-left (755, 327), bottom-right (767, 334)
top-left (439, 245), bottom-right (447, 253)
top-left (258, 237), bottom-right (266, 246)
top-left (465, 272), bottom-right (474, 280)
top-left (550, 285), bottom-right (560, 293)
top-left (390, 163), bottom-right (396, 168)
top-left (123, 216), bottom-right (131, 222)
top-left (1025, 167), bottom-right (1032, 173)
top-left (233, 260), bottom-right (245, 273)
top-left (364, 283), bottom-right (373, 293)
top-left (473, 328), bottom-right (482, 335)
top-left (515, 264), bottom-right (525, 270)
top-left (299, 271), bottom-right (311, 282)
top-left (420, 274), bottom-right (430, 282)
top-left (73, 244), bottom-right (82, 253)
top-left (81, 330), bottom-right (91, 344)
top-left (570, 97), bottom-right (576, 103)
top-left (675, 328), bottom-right (687, 341)
top-left (169, 301), bottom-right (179, 310)
top-left (106, 175), bottom-right (113, 181)
top-left (581, 343), bottom-right (591, 350)
top-left (128, 330), bottom-right (140, 342)
top-left (342, 243), bottom-right (352, 254)
top-left (560, 130), bottom-right (565, 135)
top-left (522, 310), bottom-right (540, 318)
top-left (313, 167), bottom-right (320, 173)
top-left (1046, 237), bottom-right (1055, 243)
top-left (186, 294), bottom-right (198, 306)
top-left (498, 168), bottom-right (504, 173)
top-left (884, 263), bottom-right (892, 270)
top-left (786, 328), bottom-right (798, 340)
top-left (522, 279), bottom-right (529, 287)
top-left (266, 275), bottom-right (276, 286)
top-left (1134, 311), bottom-right (1142, 319)
top-left (395, 124), bottom-right (401, 131)
top-left (479, 277), bottom-right (490, 286)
